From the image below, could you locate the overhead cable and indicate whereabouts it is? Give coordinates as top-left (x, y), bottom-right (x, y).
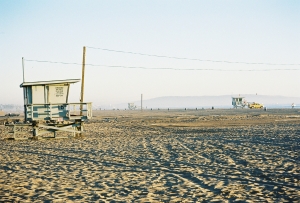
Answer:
top-left (24, 59), bottom-right (300, 71)
top-left (86, 46), bottom-right (300, 66)
top-left (25, 59), bottom-right (81, 65)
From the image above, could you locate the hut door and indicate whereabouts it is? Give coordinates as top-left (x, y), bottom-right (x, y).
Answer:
top-left (32, 86), bottom-right (45, 104)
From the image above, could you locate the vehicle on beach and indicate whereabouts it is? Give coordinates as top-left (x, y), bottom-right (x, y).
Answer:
top-left (248, 102), bottom-right (264, 109)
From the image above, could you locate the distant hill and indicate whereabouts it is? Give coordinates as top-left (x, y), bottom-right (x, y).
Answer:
top-left (143, 96), bottom-right (230, 109)
top-left (0, 104), bottom-right (23, 112)
top-left (111, 95), bottom-right (300, 109)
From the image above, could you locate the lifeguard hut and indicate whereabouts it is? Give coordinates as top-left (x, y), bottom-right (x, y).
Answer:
top-left (7, 78), bottom-right (92, 139)
top-left (232, 96), bottom-right (247, 108)
top-left (128, 103), bottom-right (137, 110)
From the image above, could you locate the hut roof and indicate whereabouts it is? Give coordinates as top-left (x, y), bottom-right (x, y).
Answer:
top-left (20, 79), bottom-right (80, 87)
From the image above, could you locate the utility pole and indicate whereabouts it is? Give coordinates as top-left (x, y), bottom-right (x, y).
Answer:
top-left (22, 57), bottom-right (26, 120)
top-left (141, 94), bottom-right (143, 111)
top-left (80, 46), bottom-right (86, 115)
top-left (22, 57), bottom-right (25, 82)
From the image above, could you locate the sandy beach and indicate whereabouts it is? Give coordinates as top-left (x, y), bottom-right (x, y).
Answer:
top-left (0, 109), bottom-right (299, 202)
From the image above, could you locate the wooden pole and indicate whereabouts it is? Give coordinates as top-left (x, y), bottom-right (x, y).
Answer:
top-left (22, 57), bottom-right (25, 82)
top-left (80, 46), bottom-right (86, 115)
top-left (22, 57), bottom-right (27, 120)
top-left (141, 94), bottom-right (143, 111)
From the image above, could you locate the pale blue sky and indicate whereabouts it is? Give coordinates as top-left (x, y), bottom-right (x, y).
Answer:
top-left (0, 0), bottom-right (299, 106)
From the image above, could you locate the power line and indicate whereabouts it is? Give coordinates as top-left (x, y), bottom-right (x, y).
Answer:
top-left (86, 46), bottom-right (300, 66)
top-left (25, 59), bottom-right (81, 65)
top-left (24, 59), bottom-right (300, 71)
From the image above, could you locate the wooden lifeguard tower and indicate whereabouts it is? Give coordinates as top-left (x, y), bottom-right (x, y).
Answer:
top-left (5, 47), bottom-right (92, 139)
top-left (9, 78), bottom-right (92, 139)
top-left (6, 48), bottom-right (92, 139)
top-left (232, 96), bottom-right (247, 108)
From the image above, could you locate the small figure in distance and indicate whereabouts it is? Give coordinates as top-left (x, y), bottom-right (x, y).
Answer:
top-left (292, 103), bottom-right (295, 109)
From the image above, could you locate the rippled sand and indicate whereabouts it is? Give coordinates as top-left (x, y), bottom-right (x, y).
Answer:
top-left (0, 109), bottom-right (299, 202)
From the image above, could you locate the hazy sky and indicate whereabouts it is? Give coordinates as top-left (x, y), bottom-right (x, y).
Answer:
top-left (1, 0), bottom-right (299, 106)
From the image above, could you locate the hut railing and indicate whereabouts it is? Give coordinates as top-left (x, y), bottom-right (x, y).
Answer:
top-left (24, 102), bottom-right (92, 121)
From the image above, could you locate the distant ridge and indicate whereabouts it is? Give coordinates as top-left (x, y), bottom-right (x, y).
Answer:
top-left (131, 94), bottom-right (300, 109)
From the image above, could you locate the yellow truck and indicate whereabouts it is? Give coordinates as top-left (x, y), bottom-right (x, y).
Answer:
top-left (248, 102), bottom-right (264, 109)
